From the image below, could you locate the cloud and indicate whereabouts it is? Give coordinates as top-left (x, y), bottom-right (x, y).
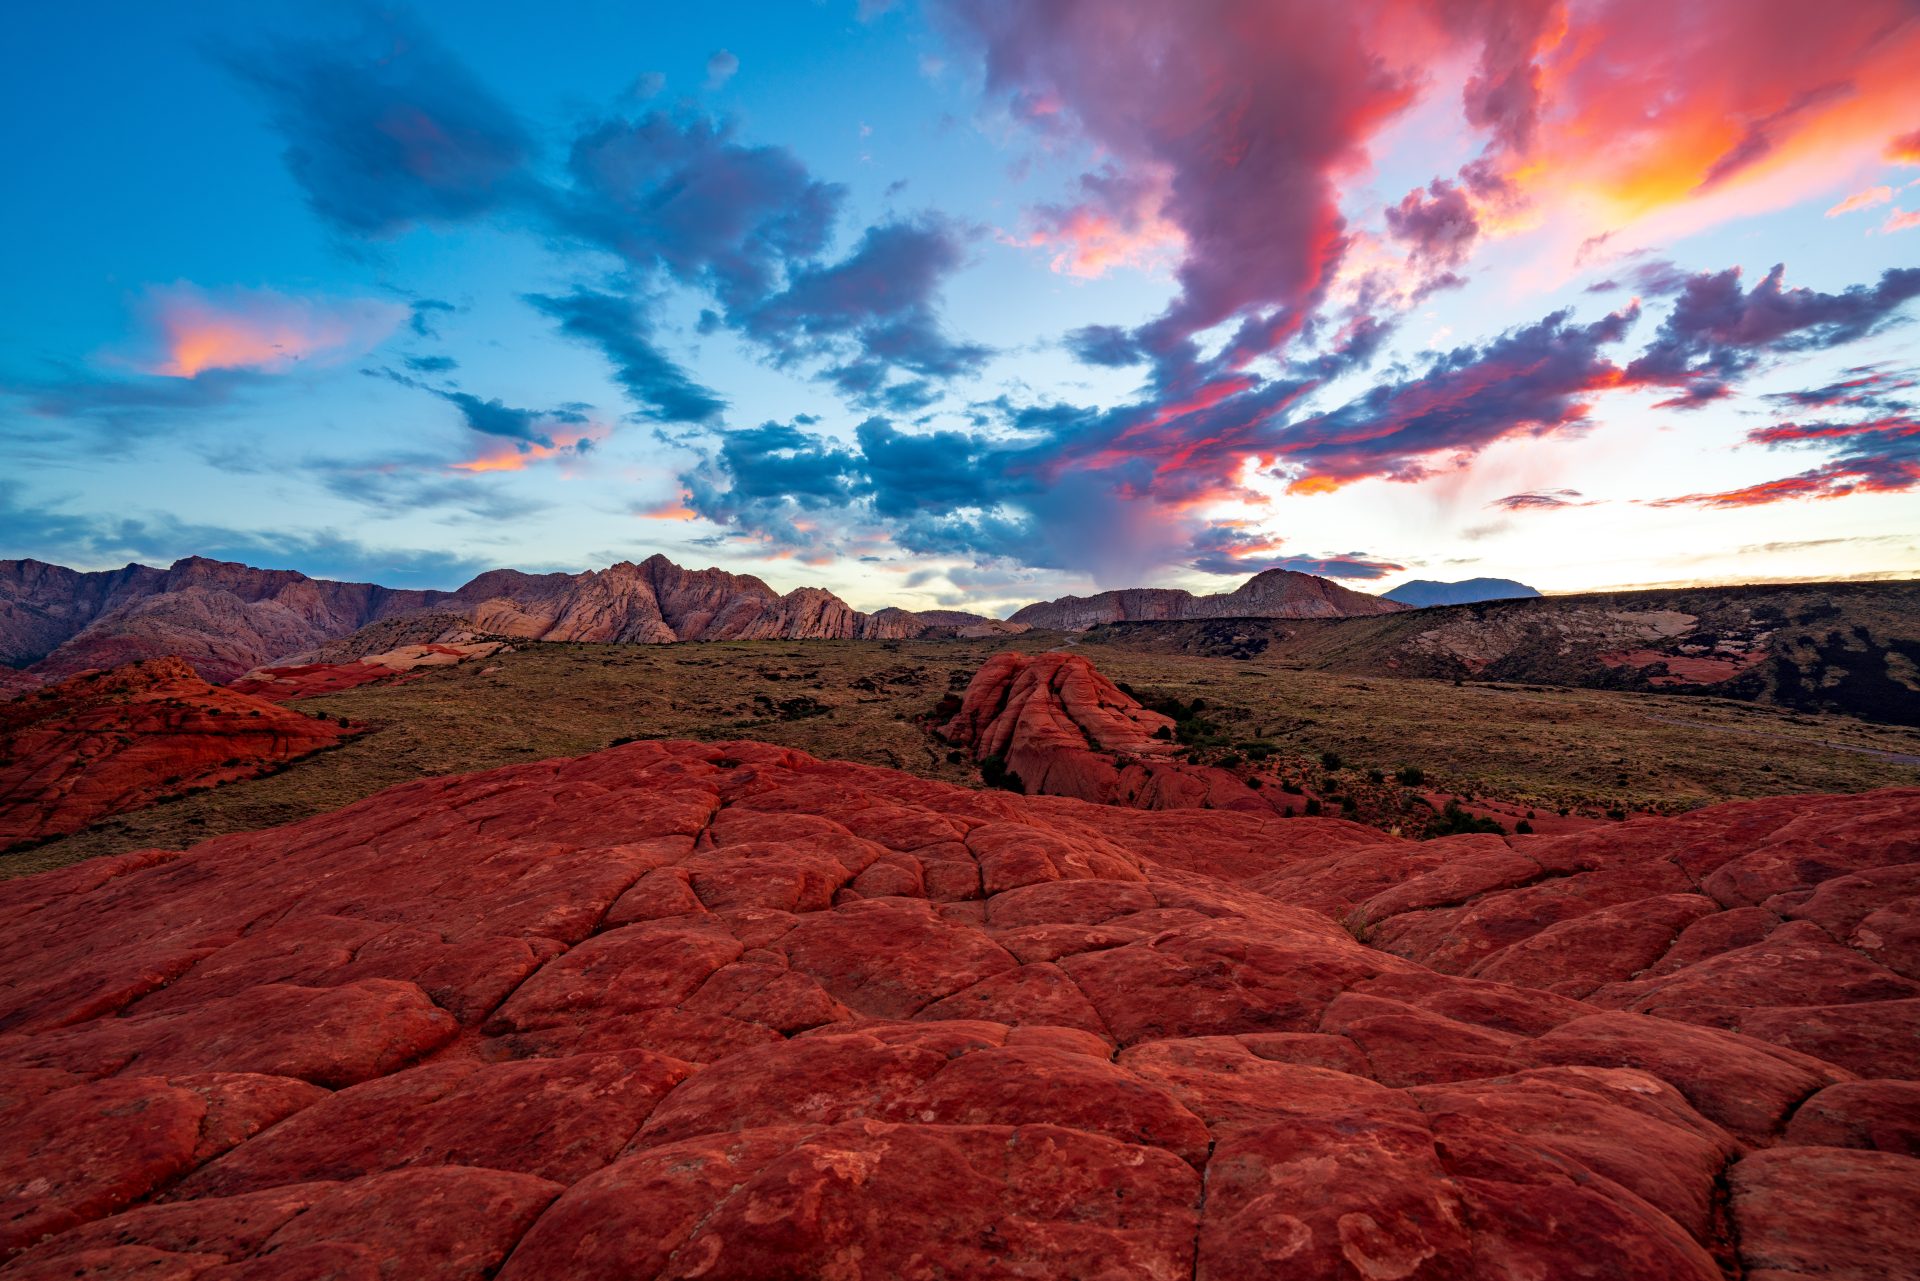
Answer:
top-left (1490, 489), bottom-right (1594, 511)
top-left (1062, 324), bottom-right (1144, 368)
top-left (1885, 208), bottom-right (1920, 234)
top-left (525, 289), bottom-right (727, 425)
top-left (432, 389), bottom-right (586, 446)
top-left (939, 0), bottom-right (1447, 371)
top-left (1625, 263), bottom-right (1920, 408)
top-left (222, 12), bottom-right (533, 237)
top-left (1269, 305), bottom-right (1640, 492)
top-left (556, 111), bottom-right (842, 312)
top-left (1891, 130), bottom-right (1920, 164)
top-left (743, 218), bottom-right (991, 401)
top-left (404, 354), bottom-right (458, 373)
top-left (705, 49), bottom-right (739, 90)
top-left (408, 298), bottom-right (456, 338)
top-left (1827, 186), bottom-right (1894, 217)
top-left (134, 284), bottom-right (405, 378)
top-left (1652, 410), bottom-right (1920, 508)
top-left (1385, 178), bottom-right (1478, 268)
top-left (1008, 166), bottom-right (1182, 278)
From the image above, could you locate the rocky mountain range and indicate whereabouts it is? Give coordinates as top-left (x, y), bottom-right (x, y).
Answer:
top-left (1007, 568), bottom-right (1407, 631)
top-left (0, 554), bottom-right (1026, 686)
top-left (1382, 577), bottom-right (1541, 606)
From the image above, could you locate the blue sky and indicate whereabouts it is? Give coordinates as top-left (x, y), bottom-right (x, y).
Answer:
top-left (4, 0), bottom-right (1918, 613)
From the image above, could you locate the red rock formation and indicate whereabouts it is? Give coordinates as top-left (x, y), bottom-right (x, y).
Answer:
top-left (941, 651), bottom-right (1279, 815)
top-left (228, 642), bottom-right (505, 701)
top-left (2, 555), bottom-right (1018, 684)
top-left (0, 658), bottom-right (354, 850)
top-left (1009, 567), bottom-right (1407, 630)
top-left (3, 738), bottom-right (1914, 1276)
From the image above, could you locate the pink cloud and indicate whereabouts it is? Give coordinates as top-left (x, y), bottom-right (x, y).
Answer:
top-left (1826, 186), bottom-right (1893, 217)
top-left (136, 284), bottom-right (406, 378)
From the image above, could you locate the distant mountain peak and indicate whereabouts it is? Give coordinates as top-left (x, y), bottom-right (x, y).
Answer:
top-left (1008, 568), bottom-right (1405, 631)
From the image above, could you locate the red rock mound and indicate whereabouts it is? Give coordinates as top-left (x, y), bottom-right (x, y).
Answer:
top-left (228, 642), bottom-right (505, 701)
top-left (0, 658), bottom-right (353, 850)
top-left (942, 651), bottom-right (1278, 814)
top-left (1, 739), bottom-right (1916, 1277)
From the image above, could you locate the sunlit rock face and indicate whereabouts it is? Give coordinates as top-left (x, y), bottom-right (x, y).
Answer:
top-left (0, 657), bottom-right (355, 851)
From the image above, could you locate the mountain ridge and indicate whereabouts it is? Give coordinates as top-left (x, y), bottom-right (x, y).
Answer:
top-left (1008, 567), bottom-right (1407, 631)
top-left (0, 553), bottom-right (1027, 685)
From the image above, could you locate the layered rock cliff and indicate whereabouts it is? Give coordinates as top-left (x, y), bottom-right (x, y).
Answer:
top-left (0, 657), bottom-right (355, 849)
top-left (0, 554), bottom-right (1021, 687)
top-left (1010, 567), bottom-right (1407, 631)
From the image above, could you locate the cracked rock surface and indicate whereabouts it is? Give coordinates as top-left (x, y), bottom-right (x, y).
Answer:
top-left (1, 738), bottom-right (1916, 1278)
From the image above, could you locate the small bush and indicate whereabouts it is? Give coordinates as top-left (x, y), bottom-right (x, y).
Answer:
top-left (1366, 768), bottom-right (1385, 784)
top-left (1281, 781), bottom-right (1302, 795)
top-left (945, 749), bottom-right (964, 764)
top-left (1606, 807), bottom-right (1626, 821)
top-left (1515, 820), bottom-right (1534, 834)
top-left (1304, 798), bottom-right (1322, 816)
top-left (1427, 799), bottom-right (1506, 837)
top-left (1319, 750), bottom-right (1343, 770)
top-left (980, 754), bottom-right (1026, 794)
top-left (1395, 765), bottom-right (1425, 786)
top-left (1216, 754), bottom-right (1242, 769)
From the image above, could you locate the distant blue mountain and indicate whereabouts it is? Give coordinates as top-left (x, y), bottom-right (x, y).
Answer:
top-left (1383, 578), bottom-right (1542, 607)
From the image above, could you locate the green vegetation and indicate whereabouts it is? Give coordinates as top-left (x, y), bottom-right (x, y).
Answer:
top-left (7, 628), bottom-right (1916, 881)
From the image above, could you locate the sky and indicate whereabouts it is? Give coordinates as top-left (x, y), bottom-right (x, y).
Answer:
top-left (3, 0), bottom-right (1919, 615)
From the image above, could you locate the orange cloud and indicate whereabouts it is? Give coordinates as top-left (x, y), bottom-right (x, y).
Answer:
top-left (637, 495), bottom-right (699, 520)
top-left (450, 426), bottom-right (605, 473)
top-left (1474, 0), bottom-right (1920, 252)
top-left (1826, 186), bottom-right (1893, 217)
top-left (1884, 207), bottom-right (1920, 234)
top-left (138, 284), bottom-right (406, 378)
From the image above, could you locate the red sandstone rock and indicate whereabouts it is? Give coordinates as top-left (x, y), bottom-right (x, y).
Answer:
top-left (0, 738), bottom-right (1916, 1277)
top-left (940, 650), bottom-right (1344, 826)
top-left (0, 658), bottom-right (355, 850)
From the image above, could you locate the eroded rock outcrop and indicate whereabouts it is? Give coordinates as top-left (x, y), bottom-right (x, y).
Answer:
top-left (1, 738), bottom-right (1914, 1276)
top-left (940, 651), bottom-right (1277, 814)
top-left (0, 659), bottom-right (355, 851)
top-left (228, 642), bottom-right (505, 701)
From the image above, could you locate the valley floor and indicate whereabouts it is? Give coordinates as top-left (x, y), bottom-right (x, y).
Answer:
top-left (7, 637), bottom-right (1917, 880)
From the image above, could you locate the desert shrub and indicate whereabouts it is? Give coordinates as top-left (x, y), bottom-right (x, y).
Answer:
top-left (1515, 820), bottom-right (1534, 834)
top-left (1319, 750), bottom-right (1343, 770)
top-left (1216, 754), bottom-right (1242, 769)
top-left (980, 754), bottom-right (1026, 794)
top-left (1606, 807), bottom-right (1627, 821)
top-left (1280, 780), bottom-right (1302, 795)
top-left (1366, 768), bottom-right (1385, 784)
top-left (1304, 798), bottom-right (1323, 816)
top-left (1340, 909), bottom-right (1374, 944)
top-left (1427, 799), bottom-right (1505, 837)
top-left (1339, 796), bottom-right (1357, 813)
top-left (945, 749), bottom-right (964, 764)
top-left (1395, 765), bottom-right (1425, 786)
top-left (336, 716), bottom-right (351, 728)
top-left (1153, 726), bottom-right (1173, 740)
